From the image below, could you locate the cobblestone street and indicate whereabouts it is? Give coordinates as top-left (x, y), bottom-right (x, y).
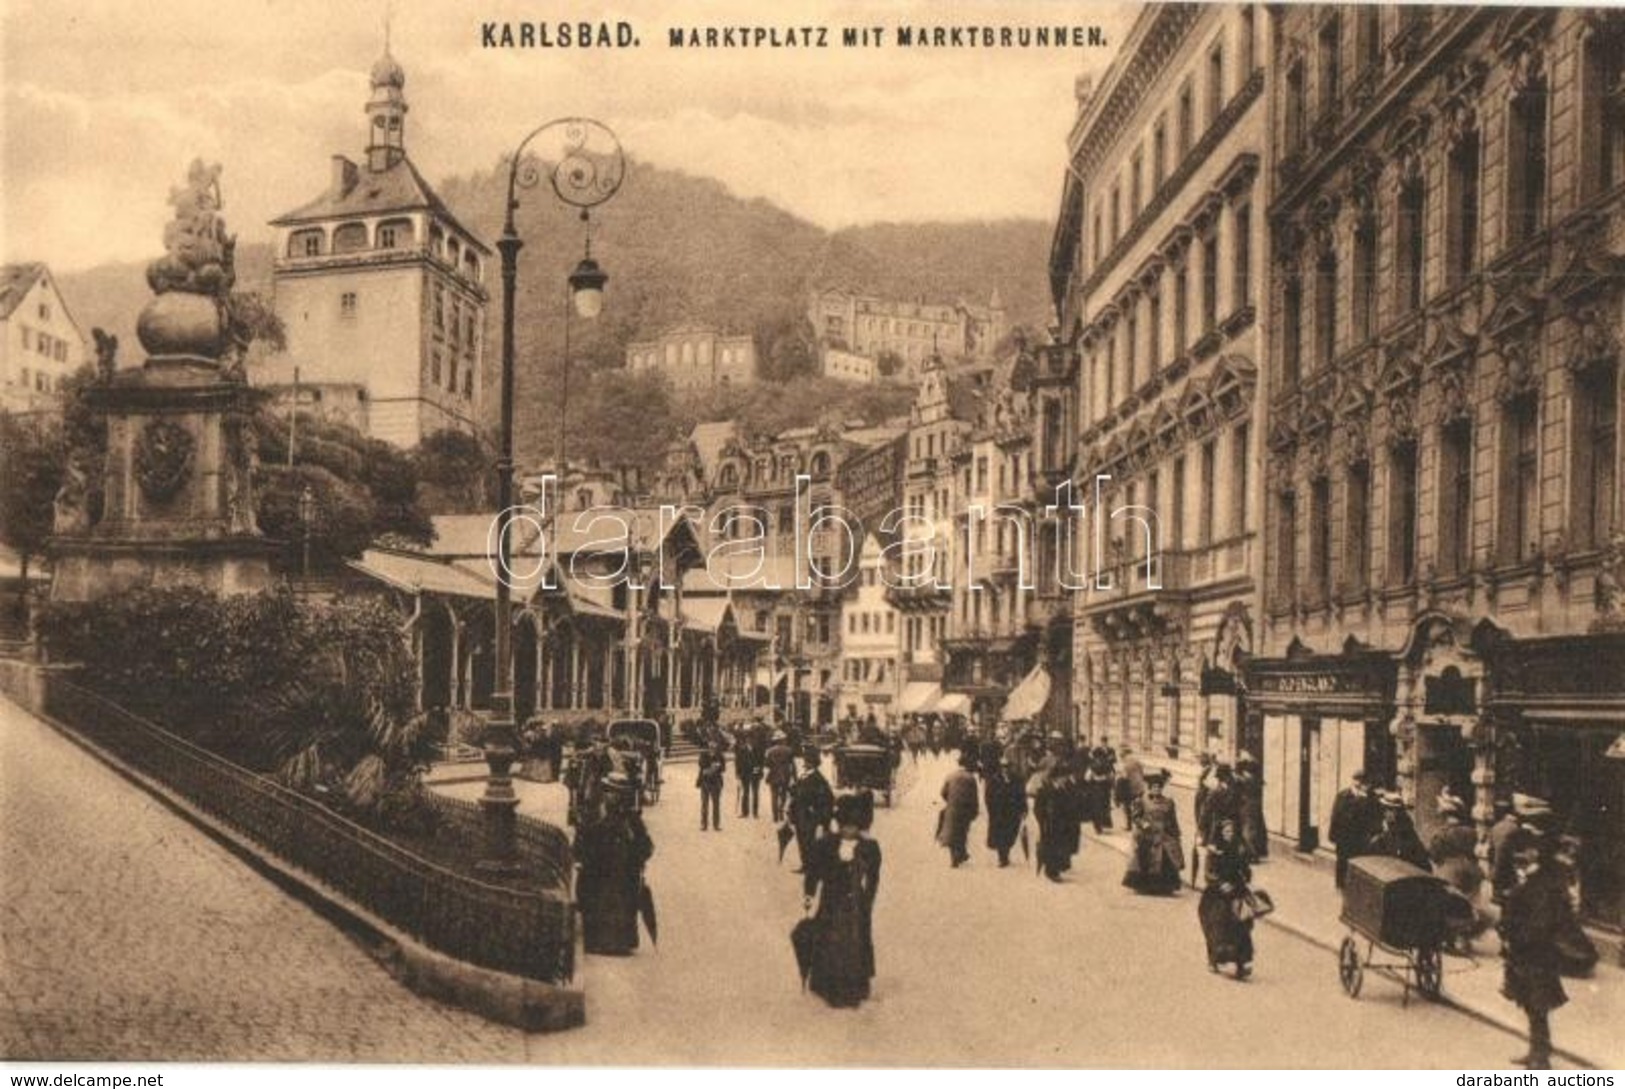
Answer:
top-left (0, 695), bottom-right (532, 1062)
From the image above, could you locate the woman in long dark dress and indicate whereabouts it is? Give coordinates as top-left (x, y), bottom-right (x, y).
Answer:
top-left (1198, 818), bottom-right (1255, 980)
top-left (1123, 771), bottom-right (1184, 894)
top-left (575, 774), bottom-right (655, 956)
top-left (803, 791), bottom-right (882, 1008)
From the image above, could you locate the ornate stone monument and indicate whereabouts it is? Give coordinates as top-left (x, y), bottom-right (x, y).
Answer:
top-left (50, 161), bottom-right (276, 602)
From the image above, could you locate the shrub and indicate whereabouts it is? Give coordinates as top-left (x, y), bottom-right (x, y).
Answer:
top-left (39, 587), bottom-right (434, 828)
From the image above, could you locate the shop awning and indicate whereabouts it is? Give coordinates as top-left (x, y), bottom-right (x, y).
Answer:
top-left (1001, 666), bottom-right (1052, 722)
top-left (935, 692), bottom-right (971, 716)
top-left (897, 682), bottom-right (942, 714)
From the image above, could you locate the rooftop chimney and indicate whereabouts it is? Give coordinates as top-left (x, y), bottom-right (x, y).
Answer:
top-left (331, 156), bottom-right (359, 199)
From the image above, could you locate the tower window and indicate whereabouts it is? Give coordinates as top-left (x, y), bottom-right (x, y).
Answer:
top-left (379, 226), bottom-right (397, 248)
top-left (340, 292), bottom-right (358, 318)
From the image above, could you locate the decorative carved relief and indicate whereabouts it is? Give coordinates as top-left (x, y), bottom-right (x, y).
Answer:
top-left (1495, 336), bottom-right (1542, 405)
top-left (1565, 305), bottom-right (1620, 381)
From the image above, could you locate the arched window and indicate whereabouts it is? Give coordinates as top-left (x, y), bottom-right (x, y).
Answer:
top-left (377, 217), bottom-right (414, 249)
top-left (289, 229), bottom-right (324, 257)
top-left (810, 451), bottom-right (831, 478)
top-left (719, 464), bottom-right (738, 488)
top-left (332, 222), bottom-right (368, 254)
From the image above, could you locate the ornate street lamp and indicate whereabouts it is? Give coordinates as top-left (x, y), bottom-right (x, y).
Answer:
top-left (481, 118), bottom-right (623, 875)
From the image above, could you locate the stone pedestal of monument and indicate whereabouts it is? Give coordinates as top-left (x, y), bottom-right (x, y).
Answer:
top-left (50, 358), bottom-right (277, 602)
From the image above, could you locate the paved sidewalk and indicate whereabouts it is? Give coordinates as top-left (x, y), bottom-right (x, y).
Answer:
top-left (1088, 782), bottom-right (1624, 1070)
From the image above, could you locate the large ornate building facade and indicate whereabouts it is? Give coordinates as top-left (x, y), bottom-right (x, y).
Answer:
top-left (1258, 6), bottom-right (1625, 930)
top-left (1052, 3), bottom-right (1269, 777)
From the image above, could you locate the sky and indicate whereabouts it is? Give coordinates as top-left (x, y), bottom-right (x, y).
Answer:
top-left (0, 0), bottom-right (1135, 272)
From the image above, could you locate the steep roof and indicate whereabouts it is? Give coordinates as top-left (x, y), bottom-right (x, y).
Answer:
top-left (0, 263), bottom-right (46, 320)
top-left (270, 157), bottom-right (489, 253)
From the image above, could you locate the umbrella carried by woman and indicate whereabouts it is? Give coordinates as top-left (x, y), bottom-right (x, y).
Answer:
top-left (798, 791), bottom-right (883, 1008)
top-left (1198, 818), bottom-right (1258, 980)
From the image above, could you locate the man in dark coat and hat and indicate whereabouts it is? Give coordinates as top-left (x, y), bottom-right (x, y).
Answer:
top-left (938, 750), bottom-right (981, 867)
top-left (1328, 768), bottom-right (1379, 889)
top-left (765, 730), bottom-right (796, 823)
top-left (1368, 791), bottom-right (1432, 870)
top-left (1499, 829), bottom-right (1581, 1069)
top-left (697, 737), bottom-right (728, 831)
top-left (788, 747), bottom-right (835, 873)
top-left (735, 726), bottom-right (764, 819)
top-left (983, 754), bottom-right (1028, 867)
top-left (575, 773), bottom-right (655, 956)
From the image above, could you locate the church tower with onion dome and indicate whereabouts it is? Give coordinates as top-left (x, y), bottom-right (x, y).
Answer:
top-left (265, 40), bottom-right (489, 448)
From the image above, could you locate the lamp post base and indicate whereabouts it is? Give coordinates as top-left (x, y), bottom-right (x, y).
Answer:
top-left (476, 708), bottom-right (525, 877)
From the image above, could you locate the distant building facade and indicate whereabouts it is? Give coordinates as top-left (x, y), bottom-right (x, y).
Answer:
top-left (809, 287), bottom-right (1007, 378)
top-left (626, 325), bottom-right (756, 391)
top-left (822, 348), bottom-right (879, 384)
top-left (1, 263), bottom-right (87, 415)
top-left (266, 46), bottom-right (489, 449)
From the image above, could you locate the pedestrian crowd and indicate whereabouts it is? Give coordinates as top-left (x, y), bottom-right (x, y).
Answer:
top-left (558, 712), bottom-right (1599, 1065)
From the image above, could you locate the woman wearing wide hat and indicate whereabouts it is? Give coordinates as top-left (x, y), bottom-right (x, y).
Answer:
top-left (1123, 770), bottom-right (1185, 895)
top-left (801, 790), bottom-right (882, 1008)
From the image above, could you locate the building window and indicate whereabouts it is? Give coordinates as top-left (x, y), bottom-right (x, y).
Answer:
top-left (379, 225), bottom-right (398, 248)
top-left (1231, 423), bottom-right (1249, 535)
top-left (1092, 211), bottom-right (1104, 267)
top-left (1440, 419), bottom-right (1474, 577)
top-left (18, 327), bottom-right (29, 350)
top-left (1499, 397), bottom-right (1540, 564)
top-left (1110, 186), bottom-right (1122, 244)
top-left (1152, 117), bottom-right (1168, 190)
top-left (1581, 32), bottom-right (1625, 201)
top-left (1286, 62), bottom-right (1307, 151)
top-left (1201, 228), bottom-right (1219, 333)
top-left (1126, 305), bottom-right (1139, 388)
top-left (333, 222), bottom-right (368, 254)
top-left (1147, 284), bottom-right (1163, 371)
top-left (1446, 136), bottom-right (1480, 289)
top-left (1318, 16), bottom-right (1341, 117)
top-left (1573, 364), bottom-right (1619, 548)
top-left (37, 302), bottom-right (50, 322)
top-left (1240, 6), bottom-right (1255, 75)
top-left (1397, 175), bottom-right (1426, 314)
top-left (1178, 79), bottom-right (1195, 157)
top-left (1353, 210), bottom-right (1377, 341)
top-left (1233, 202), bottom-right (1252, 310)
top-left (463, 368), bottom-right (474, 398)
top-left (1200, 439), bottom-right (1217, 546)
top-left (975, 456), bottom-right (988, 493)
top-left (1507, 79), bottom-right (1549, 248)
top-left (1389, 439), bottom-right (1419, 584)
top-left (1357, 5), bottom-right (1381, 74)
top-left (340, 292), bottom-right (358, 318)
top-left (1172, 455), bottom-right (1187, 550)
top-left (1174, 262), bottom-right (1190, 354)
top-left (1131, 151), bottom-right (1144, 216)
top-left (1315, 250), bottom-right (1337, 368)
top-left (1310, 475), bottom-right (1332, 603)
top-left (1345, 459), bottom-right (1371, 595)
top-left (1105, 338), bottom-right (1116, 411)
top-left (1208, 43), bottom-right (1225, 125)
top-left (1277, 490), bottom-right (1298, 601)
top-left (1282, 276), bottom-right (1303, 387)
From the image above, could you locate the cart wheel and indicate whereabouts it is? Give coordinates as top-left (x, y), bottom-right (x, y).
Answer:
top-left (1338, 936), bottom-right (1363, 999)
top-left (1415, 945), bottom-right (1443, 1000)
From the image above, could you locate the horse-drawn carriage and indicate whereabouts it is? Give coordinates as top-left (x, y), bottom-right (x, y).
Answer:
top-left (1337, 856), bottom-right (1474, 1005)
top-left (833, 743), bottom-right (898, 807)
